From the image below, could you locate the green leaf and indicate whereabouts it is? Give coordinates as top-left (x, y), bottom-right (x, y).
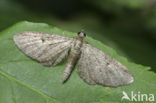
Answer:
top-left (0, 21), bottom-right (156, 103)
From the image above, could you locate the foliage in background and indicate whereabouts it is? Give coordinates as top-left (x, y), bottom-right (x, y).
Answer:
top-left (0, 0), bottom-right (156, 71)
top-left (0, 21), bottom-right (156, 103)
top-left (0, 0), bottom-right (156, 102)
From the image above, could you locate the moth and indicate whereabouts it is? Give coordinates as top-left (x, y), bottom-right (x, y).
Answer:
top-left (13, 31), bottom-right (134, 87)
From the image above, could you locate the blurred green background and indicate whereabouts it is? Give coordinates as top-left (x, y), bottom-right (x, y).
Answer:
top-left (0, 0), bottom-right (156, 71)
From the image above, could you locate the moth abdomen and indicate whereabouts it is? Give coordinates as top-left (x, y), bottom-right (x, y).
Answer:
top-left (62, 64), bottom-right (73, 83)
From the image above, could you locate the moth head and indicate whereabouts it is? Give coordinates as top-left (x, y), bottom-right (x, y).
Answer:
top-left (77, 32), bottom-right (86, 38)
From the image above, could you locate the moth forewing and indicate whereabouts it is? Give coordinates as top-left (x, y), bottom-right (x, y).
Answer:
top-left (77, 43), bottom-right (134, 87)
top-left (13, 31), bottom-right (74, 66)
